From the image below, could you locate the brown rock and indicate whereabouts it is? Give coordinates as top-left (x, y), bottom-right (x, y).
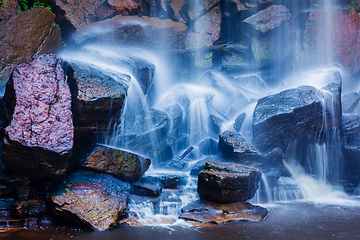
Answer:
top-left (179, 200), bottom-right (268, 224)
top-left (82, 145), bottom-right (151, 182)
top-left (2, 53), bottom-right (73, 178)
top-left (50, 171), bottom-right (130, 231)
top-left (11, 199), bottom-right (47, 218)
top-left (108, 0), bottom-right (140, 15)
top-left (0, 0), bottom-right (18, 25)
top-left (198, 161), bottom-right (262, 203)
top-left (0, 7), bottom-right (62, 89)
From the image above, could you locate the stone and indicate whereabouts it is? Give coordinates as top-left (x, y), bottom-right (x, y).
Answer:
top-left (179, 200), bottom-right (268, 224)
top-left (164, 103), bottom-right (184, 130)
top-left (218, 130), bottom-right (262, 163)
top-left (11, 199), bottom-right (47, 218)
top-left (73, 15), bottom-right (188, 50)
top-left (198, 161), bottom-right (262, 203)
top-left (2, 54), bottom-right (73, 178)
top-left (140, 173), bottom-right (186, 188)
top-left (82, 145), bottom-right (151, 182)
top-left (130, 183), bottom-right (162, 197)
top-left (243, 5), bottom-right (291, 33)
top-left (198, 137), bottom-right (218, 156)
top-left (50, 171), bottom-right (130, 231)
top-left (253, 69), bottom-right (342, 151)
top-left (302, 10), bottom-right (360, 74)
top-left (233, 112), bottom-right (246, 132)
top-left (0, 0), bottom-right (17, 25)
top-left (342, 92), bottom-right (360, 114)
top-left (108, 0), bottom-right (140, 15)
top-left (341, 114), bottom-right (360, 137)
top-left (343, 144), bottom-right (360, 188)
top-left (0, 7), bottom-right (62, 90)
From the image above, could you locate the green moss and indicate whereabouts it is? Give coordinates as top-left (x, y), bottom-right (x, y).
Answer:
top-left (18, 0), bottom-right (52, 13)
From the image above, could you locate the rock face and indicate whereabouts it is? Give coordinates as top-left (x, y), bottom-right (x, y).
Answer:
top-left (243, 5), bottom-right (291, 33)
top-left (0, 7), bottom-right (62, 90)
top-left (2, 53), bottom-right (73, 178)
top-left (108, 0), bottom-right (140, 15)
top-left (198, 161), bottom-right (262, 203)
top-left (218, 130), bottom-right (262, 163)
top-left (65, 63), bottom-right (128, 153)
top-left (50, 171), bottom-right (130, 231)
top-left (73, 15), bottom-right (188, 50)
top-left (302, 10), bottom-right (360, 74)
top-left (82, 145), bottom-right (151, 182)
top-left (179, 200), bottom-right (268, 224)
top-left (253, 69), bottom-right (342, 151)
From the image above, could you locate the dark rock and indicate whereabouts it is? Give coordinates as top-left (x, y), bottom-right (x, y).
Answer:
top-left (343, 144), bottom-right (360, 187)
top-left (253, 69), bottom-right (342, 151)
top-left (243, 5), bottom-right (291, 33)
top-left (218, 130), bottom-right (262, 163)
top-left (198, 137), bottom-right (218, 156)
top-left (50, 171), bottom-right (130, 231)
top-left (140, 173), bottom-right (186, 189)
top-left (190, 155), bottom-right (220, 177)
top-left (198, 161), bottom-right (262, 203)
top-left (0, 174), bottom-right (30, 196)
top-left (179, 146), bottom-right (195, 160)
top-left (108, 0), bottom-right (140, 15)
top-left (73, 15), bottom-right (188, 50)
top-left (2, 54), bottom-right (73, 178)
top-left (233, 112), bottom-right (246, 132)
top-left (179, 200), bottom-right (268, 224)
top-left (164, 103), bottom-right (184, 130)
top-left (209, 114), bottom-right (224, 135)
top-left (342, 92), bottom-right (360, 114)
top-left (262, 147), bottom-right (284, 167)
top-left (341, 114), bottom-right (360, 137)
top-left (11, 199), bottom-right (47, 218)
top-left (130, 183), bottom-right (162, 197)
top-left (16, 185), bottom-right (33, 201)
top-left (82, 145), bottom-right (151, 182)
top-left (0, 0), bottom-right (17, 25)
top-left (0, 7), bottom-right (62, 89)
top-left (126, 58), bottom-right (155, 94)
top-left (0, 197), bottom-right (15, 211)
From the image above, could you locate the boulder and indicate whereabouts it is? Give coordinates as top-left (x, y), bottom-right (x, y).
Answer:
top-left (198, 137), bottom-right (218, 156)
top-left (2, 53), bottom-right (73, 178)
top-left (243, 5), bottom-right (291, 33)
top-left (108, 0), bottom-right (140, 15)
top-left (233, 112), bottom-right (246, 132)
top-left (341, 114), bottom-right (360, 137)
top-left (342, 144), bottom-right (360, 188)
top-left (81, 145), bottom-right (151, 182)
top-left (179, 200), bottom-right (268, 224)
top-left (130, 183), bottom-right (162, 197)
top-left (11, 199), bottom-right (47, 218)
top-left (73, 15), bottom-right (188, 50)
top-left (198, 161), bottom-right (262, 203)
top-left (218, 130), bottom-right (262, 163)
top-left (0, 7), bottom-right (62, 91)
top-left (0, 0), bottom-right (17, 25)
top-left (253, 69), bottom-right (342, 150)
top-left (50, 171), bottom-right (130, 231)
top-left (140, 173), bottom-right (186, 188)
top-left (342, 92), bottom-right (360, 114)
top-left (302, 10), bottom-right (360, 74)
top-left (65, 63), bottom-right (128, 153)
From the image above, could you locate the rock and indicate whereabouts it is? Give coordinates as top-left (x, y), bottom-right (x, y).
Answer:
top-left (218, 130), bottom-right (262, 163)
top-left (220, 43), bottom-right (250, 67)
top-left (65, 63), bottom-right (128, 153)
top-left (343, 144), bottom-right (360, 188)
top-left (140, 173), bottom-right (186, 188)
top-left (198, 137), bottom-right (218, 156)
top-left (179, 200), bottom-right (268, 224)
top-left (262, 147), bottom-right (284, 167)
top-left (164, 103), bottom-right (184, 130)
top-left (2, 53), bottom-right (73, 178)
top-left (11, 200), bottom-right (47, 218)
top-left (209, 114), bottom-right (224, 135)
top-left (130, 183), bottom-right (162, 197)
top-left (108, 0), bottom-right (140, 15)
top-left (236, 74), bottom-right (266, 91)
top-left (81, 145), bottom-right (151, 182)
top-left (0, 7), bottom-right (62, 90)
top-left (342, 92), bottom-right (360, 114)
top-left (198, 161), bottom-right (262, 203)
top-left (253, 69), bottom-right (342, 151)
top-left (50, 171), bottom-right (130, 231)
top-left (73, 15), bottom-right (188, 50)
top-left (302, 10), bottom-right (360, 74)
top-left (0, 0), bottom-right (17, 25)
top-left (243, 5), bottom-right (291, 33)
top-left (341, 114), bottom-right (360, 137)
top-left (0, 173), bottom-right (30, 196)
top-left (233, 112), bottom-right (246, 132)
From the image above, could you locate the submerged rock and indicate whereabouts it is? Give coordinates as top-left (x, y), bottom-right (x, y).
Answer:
top-left (198, 161), bottom-right (262, 203)
top-left (130, 183), bottom-right (162, 197)
top-left (253, 69), bottom-right (342, 151)
top-left (179, 200), bottom-right (268, 224)
top-left (82, 145), bottom-right (151, 182)
top-left (50, 171), bottom-right (130, 231)
top-left (218, 130), bottom-right (262, 163)
top-left (2, 53), bottom-right (73, 178)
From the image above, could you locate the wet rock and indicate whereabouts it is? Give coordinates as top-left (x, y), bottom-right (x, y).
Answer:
top-left (253, 69), bottom-right (342, 151)
top-left (73, 15), bottom-right (188, 50)
top-left (140, 173), bottom-right (186, 188)
top-left (233, 112), bottom-right (246, 132)
top-left (130, 183), bottom-right (162, 197)
top-left (218, 130), bottom-right (262, 163)
top-left (209, 114), bottom-right (224, 135)
top-left (16, 186), bottom-right (33, 201)
top-left (0, 174), bottom-right (30, 196)
top-left (342, 92), bottom-right (360, 114)
top-left (124, 58), bottom-right (155, 94)
top-left (262, 147), bottom-right (284, 167)
top-left (0, 0), bottom-right (17, 25)
top-left (198, 137), bottom-right (218, 156)
top-left (341, 114), bottom-right (360, 137)
top-left (243, 5), bottom-right (291, 33)
top-left (82, 145), bottom-right (151, 182)
top-left (220, 43), bottom-right (250, 67)
top-left (198, 161), bottom-right (262, 203)
top-left (0, 197), bottom-right (15, 211)
top-left (50, 171), bottom-right (130, 231)
top-left (11, 199), bottom-right (47, 218)
top-left (0, 7), bottom-right (62, 90)
top-left (164, 103), bottom-right (184, 130)
top-left (108, 0), bottom-right (140, 15)
top-left (302, 10), bottom-right (360, 74)
top-left (236, 74), bottom-right (266, 92)
top-left (65, 63), bottom-right (128, 153)
top-left (2, 54), bottom-right (73, 178)
top-left (343, 144), bottom-right (360, 188)
top-left (179, 200), bottom-right (268, 224)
